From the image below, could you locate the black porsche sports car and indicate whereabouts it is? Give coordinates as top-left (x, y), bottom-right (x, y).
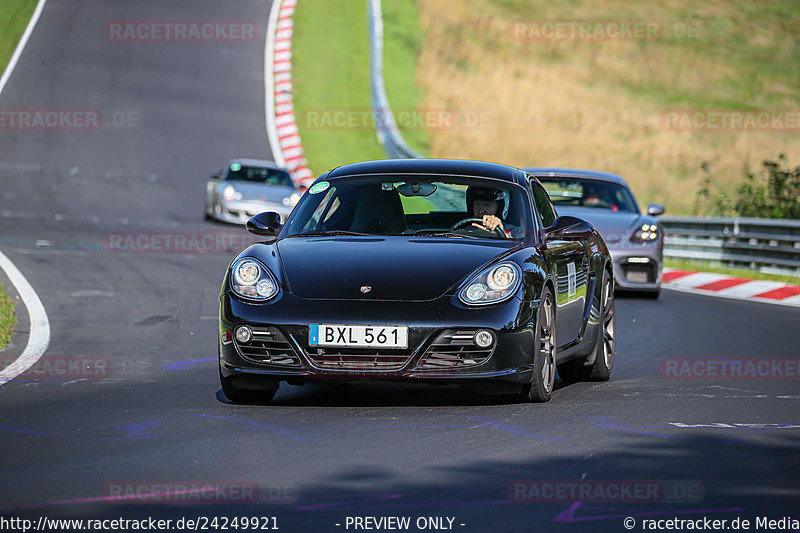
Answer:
top-left (218, 159), bottom-right (615, 403)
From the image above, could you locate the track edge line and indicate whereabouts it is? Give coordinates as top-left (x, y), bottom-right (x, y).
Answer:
top-left (0, 250), bottom-right (51, 385)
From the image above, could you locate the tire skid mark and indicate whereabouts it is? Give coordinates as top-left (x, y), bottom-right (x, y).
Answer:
top-left (164, 357), bottom-right (216, 370)
top-left (191, 414), bottom-right (313, 442)
top-left (459, 415), bottom-right (565, 442)
top-left (591, 423), bottom-right (745, 443)
top-left (116, 418), bottom-right (168, 439)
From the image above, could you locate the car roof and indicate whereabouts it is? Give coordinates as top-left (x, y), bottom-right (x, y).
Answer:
top-left (524, 167), bottom-right (629, 186)
top-left (228, 158), bottom-right (287, 170)
top-left (326, 158), bottom-right (522, 183)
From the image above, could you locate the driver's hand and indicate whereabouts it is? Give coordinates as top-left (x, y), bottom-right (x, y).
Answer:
top-left (472, 215), bottom-right (506, 235)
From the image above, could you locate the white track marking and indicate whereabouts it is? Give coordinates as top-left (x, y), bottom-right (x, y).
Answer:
top-left (0, 0), bottom-right (51, 385)
top-left (0, 0), bottom-right (48, 95)
top-left (670, 423), bottom-right (800, 429)
top-left (0, 251), bottom-right (51, 385)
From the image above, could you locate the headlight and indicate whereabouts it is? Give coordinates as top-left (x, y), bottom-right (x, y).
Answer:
top-left (284, 193), bottom-right (301, 207)
top-left (223, 185), bottom-right (242, 202)
top-left (230, 258), bottom-right (279, 301)
top-left (632, 223), bottom-right (659, 242)
top-left (459, 262), bottom-right (522, 306)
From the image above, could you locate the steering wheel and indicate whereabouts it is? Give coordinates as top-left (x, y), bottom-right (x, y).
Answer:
top-left (584, 199), bottom-right (615, 209)
top-left (449, 217), bottom-right (507, 238)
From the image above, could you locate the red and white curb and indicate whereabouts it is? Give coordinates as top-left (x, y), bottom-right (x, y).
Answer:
top-left (663, 268), bottom-right (800, 307)
top-left (265, 0), bottom-right (314, 188)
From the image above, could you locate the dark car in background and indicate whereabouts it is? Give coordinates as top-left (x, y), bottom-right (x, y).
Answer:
top-left (218, 159), bottom-right (616, 404)
top-left (526, 167), bottom-right (665, 298)
top-left (204, 158), bottom-right (300, 224)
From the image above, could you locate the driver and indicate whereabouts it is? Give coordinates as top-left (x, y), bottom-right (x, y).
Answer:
top-left (465, 186), bottom-right (518, 238)
top-left (583, 184), bottom-right (618, 211)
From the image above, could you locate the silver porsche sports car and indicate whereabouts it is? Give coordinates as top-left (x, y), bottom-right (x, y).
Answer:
top-left (525, 167), bottom-right (664, 298)
top-left (205, 159), bottom-right (300, 224)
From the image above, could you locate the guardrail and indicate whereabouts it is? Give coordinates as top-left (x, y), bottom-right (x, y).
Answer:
top-left (367, 0), bottom-right (421, 159)
top-left (661, 216), bottom-right (800, 276)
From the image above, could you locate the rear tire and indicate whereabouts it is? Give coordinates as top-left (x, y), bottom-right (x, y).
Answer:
top-left (514, 286), bottom-right (556, 403)
top-left (558, 271), bottom-right (615, 382)
top-left (219, 367), bottom-right (279, 403)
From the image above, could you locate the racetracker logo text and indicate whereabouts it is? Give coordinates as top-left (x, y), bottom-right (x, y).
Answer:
top-left (0, 356), bottom-right (110, 380)
top-left (0, 108), bottom-right (142, 131)
top-left (661, 357), bottom-right (800, 380)
top-left (661, 109), bottom-right (800, 132)
top-left (299, 108), bottom-right (494, 131)
top-left (510, 479), bottom-right (703, 503)
top-left (104, 482), bottom-right (297, 503)
top-left (105, 20), bottom-right (259, 42)
top-left (510, 19), bottom-right (663, 41)
top-left (103, 231), bottom-right (259, 254)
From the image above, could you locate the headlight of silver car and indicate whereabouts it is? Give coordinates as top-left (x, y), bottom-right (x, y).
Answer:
top-left (459, 262), bottom-right (522, 306)
top-left (231, 258), bottom-right (279, 301)
top-left (632, 223), bottom-right (659, 242)
top-left (223, 185), bottom-right (242, 202)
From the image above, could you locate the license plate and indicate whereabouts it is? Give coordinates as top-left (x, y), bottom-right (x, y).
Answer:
top-left (309, 324), bottom-right (408, 349)
top-left (626, 271), bottom-right (649, 283)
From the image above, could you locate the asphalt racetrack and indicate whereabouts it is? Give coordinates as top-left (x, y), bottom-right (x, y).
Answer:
top-left (1, 1), bottom-right (799, 532)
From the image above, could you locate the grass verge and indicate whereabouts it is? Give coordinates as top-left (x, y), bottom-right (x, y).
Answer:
top-left (291, 0), bottom-right (426, 175)
top-left (416, 0), bottom-right (800, 215)
top-left (0, 285), bottom-right (16, 350)
top-left (664, 257), bottom-right (800, 285)
top-left (0, 0), bottom-right (37, 75)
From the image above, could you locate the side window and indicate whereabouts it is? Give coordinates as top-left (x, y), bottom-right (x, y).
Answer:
top-left (529, 180), bottom-right (558, 228)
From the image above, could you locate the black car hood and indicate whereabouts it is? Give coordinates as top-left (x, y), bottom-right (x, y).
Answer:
top-left (277, 236), bottom-right (516, 301)
top-left (553, 206), bottom-right (645, 244)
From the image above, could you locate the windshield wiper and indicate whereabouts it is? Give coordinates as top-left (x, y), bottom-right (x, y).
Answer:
top-left (417, 232), bottom-right (481, 239)
top-left (291, 231), bottom-right (372, 237)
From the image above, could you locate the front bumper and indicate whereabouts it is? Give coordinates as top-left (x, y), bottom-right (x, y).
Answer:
top-left (213, 200), bottom-right (291, 225)
top-left (608, 246), bottom-right (662, 291)
top-left (219, 292), bottom-right (537, 386)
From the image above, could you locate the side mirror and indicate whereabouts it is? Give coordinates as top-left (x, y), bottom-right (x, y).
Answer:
top-left (210, 170), bottom-right (222, 180)
top-left (647, 203), bottom-right (665, 216)
top-left (246, 211), bottom-right (282, 240)
top-left (545, 215), bottom-right (593, 238)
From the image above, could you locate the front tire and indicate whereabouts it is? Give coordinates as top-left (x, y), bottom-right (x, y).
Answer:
top-left (515, 286), bottom-right (556, 403)
top-left (558, 270), bottom-right (615, 381)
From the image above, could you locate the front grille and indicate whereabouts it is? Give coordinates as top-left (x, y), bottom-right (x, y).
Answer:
top-left (234, 326), bottom-right (301, 366)
top-left (304, 347), bottom-right (414, 371)
top-left (418, 330), bottom-right (494, 370)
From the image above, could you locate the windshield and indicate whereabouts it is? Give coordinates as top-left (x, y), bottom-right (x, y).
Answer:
top-left (283, 175), bottom-right (531, 240)
top-left (538, 176), bottom-right (639, 213)
top-left (226, 164), bottom-right (294, 187)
